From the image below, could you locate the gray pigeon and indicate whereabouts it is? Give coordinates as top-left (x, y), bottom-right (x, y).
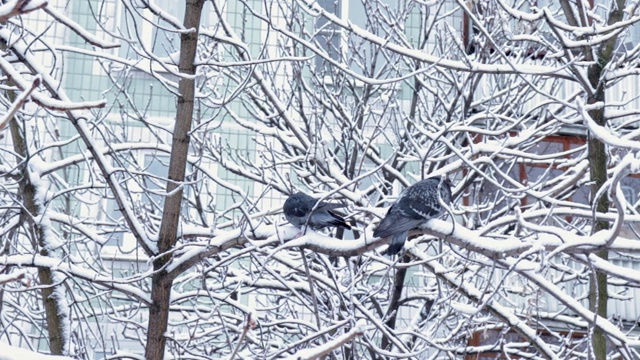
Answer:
top-left (283, 192), bottom-right (351, 230)
top-left (373, 177), bottom-right (452, 255)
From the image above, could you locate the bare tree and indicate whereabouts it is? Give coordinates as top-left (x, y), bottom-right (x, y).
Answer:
top-left (1, 0), bottom-right (640, 359)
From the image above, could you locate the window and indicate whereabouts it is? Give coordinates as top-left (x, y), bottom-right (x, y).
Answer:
top-left (521, 135), bottom-right (588, 207)
top-left (141, 0), bottom-right (185, 60)
top-left (113, 0), bottom-right (218, 73)
top-left (101, 144), bottom-right (220, 254)
top-left (314, 0), bottom-right (343, 71)
top-left (463, 0), bottom-right (640, 59)
top-left (313, 0), bottom-right (417, 74)
top-left (9, 0), bottom-right (67, 70)
top-left (102, 154), bottom-right (170, 251)
top-left (463, 133), bottom-right (589, 227)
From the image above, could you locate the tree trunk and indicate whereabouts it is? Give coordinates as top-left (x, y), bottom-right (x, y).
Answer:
top-left (585, 1), bottom-right (625, 357)
top-left (587, 105), bottom-right (609, 358)
top-left (587, 80), bottom-right (610, 360)
top-left (0, 24), bottom-right (69, 353)
top-left (9, 107), bottom-right (68, 355)
top-left (144, 1), bottom-right (204, 360)
top-left (381, 254), bottom-right (409, 351)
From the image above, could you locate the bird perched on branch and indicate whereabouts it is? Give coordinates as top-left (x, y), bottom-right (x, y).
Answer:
top-left (283, 192), bottom-right (351, 231)
top-left (373, 177), bottom-right (452, 255)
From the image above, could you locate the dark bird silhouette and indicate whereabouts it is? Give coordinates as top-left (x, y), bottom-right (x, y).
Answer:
top-left (283, 192), bottom-right (351, 230)
top-left (373, 177), bottom-right (452, 255)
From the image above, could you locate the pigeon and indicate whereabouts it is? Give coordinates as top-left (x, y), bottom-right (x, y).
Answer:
top-left (283, 192), bottom-right (351, 230)
top-left (373, 177), bottom-right (452, 255)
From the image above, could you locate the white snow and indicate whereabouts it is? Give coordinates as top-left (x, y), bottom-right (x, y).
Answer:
top-left (0, 269), bottom-right (26, 285)
top-left (579, 98), bottom-right (640, 151)
top-left (498, 257), bottom-right (640, 348)
top-left (0, 0), bottom-right (45, 20)
top-left (43, 6), bottom-right (119, 49)
top-left (3, 254), bottom-right (152, 304)
top-left (283, 322), bottom-right (365, 360)
top-left (411, 250), bottom-right (561, 360)
top-left (450, 301), bottom-right (480, 316)
top-left (0, 30), bottom-right (106, 111)
top-left (0, 342), bottom-right (73, 360)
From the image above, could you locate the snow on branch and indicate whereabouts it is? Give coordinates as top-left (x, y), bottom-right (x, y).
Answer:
top-left (0, 75), bottom-right (39, 131)
top-left (0, 0), bottom-right (46, 22)
top-left (483, 206), bottom-right (640, 234)
top-left (579, 99), bottom-right (640, 151)
top-left (2, 254), bottom-right (152, 304)
top-left (497, 257), bottom-right (640, 356)
top-left (425, 219), bottom-right (640, 256)
top-left (43, 6), bottom-right (119, 49)
top-left (0, 269), bottom-right (26, 285)
top-left (411, 249), bottom-right (561, 359)
top-left (578, 253), bottom-right (640, 287)
top-left (55, 45), bottom-right (178, 89)
top-left (0, 25), bottom-right (156, 255)
top-left (164, 221), bottom-right (640, 356)
top-left (167, 215), bottom-right (640, 284)
top-left (38, 142), bottom-right (174, 175)
top-left (283, 321), bottom-right (365, 360)
top-left (139, 0), bottom-right (187, 32)
top-left (294, 0), bottom-right (573, 79)
top-left (279, 218), bottom-right (640, 259)
top-left (539, 6), bottom-right (638, 49)
top-left (0, 54), bottom-right (106, 111)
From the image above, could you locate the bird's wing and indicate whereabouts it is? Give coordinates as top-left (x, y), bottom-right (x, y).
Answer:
top-left (315, 201), bottom-right (347, 212)
top-left (373, 182), bottom-right (441, 238)
top-left (308, 211), bottom-right (351, 230)
top-left (399, 184), bottom-right (442, 220)
top-left (373, 207), bottom-right (424, 238)
top-left (400, 197), bottom-right (440, 220)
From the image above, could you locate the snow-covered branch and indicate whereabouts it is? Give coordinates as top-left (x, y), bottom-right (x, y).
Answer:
top-left (0, 269), bottom-right (26, 285)
top-left (0, 53), bottom-right (106, 111)
top-left (283, 322), bottom-right (365, 360)
top-left (43, 6), bottom-right (120, 49)
top-left (0, 0), bottom-right (46, 22)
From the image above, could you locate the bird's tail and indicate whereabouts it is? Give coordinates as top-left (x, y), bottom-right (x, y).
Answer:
top-left (328, 211), bottom-right (351, 230)
top-left (373, 211), bottom-right (398, 238)
top-left (386, 230), bottom-right (408, 256)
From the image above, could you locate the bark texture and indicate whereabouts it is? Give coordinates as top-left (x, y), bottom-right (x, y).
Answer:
top-left (584, 1), bottom-right (626, 358)
top-left (145, 1), bottom-right (204, 360)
